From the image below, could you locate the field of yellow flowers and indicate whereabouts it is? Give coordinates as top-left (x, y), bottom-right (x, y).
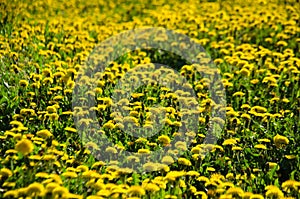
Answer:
top-left (0, 0), bottom-right (300, 198)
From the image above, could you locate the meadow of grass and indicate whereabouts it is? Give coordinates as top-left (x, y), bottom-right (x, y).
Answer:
top-left (0, 0), bottom-right (299, 198)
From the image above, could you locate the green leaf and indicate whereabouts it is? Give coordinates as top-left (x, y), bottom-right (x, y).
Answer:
top-left (245, 148), bottom-right (252, 154)
top-left (274, 178), bottom-right (280, 187)
top-left (290, 170), bottom-right (297, 180)
top-left (267, 165), bottom-right (278, 180)
top-left (252, 153), bottom-right (260, 157)
top-left (132, 172), bottom-right (140, 185)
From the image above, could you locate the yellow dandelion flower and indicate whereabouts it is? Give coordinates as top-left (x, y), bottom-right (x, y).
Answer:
top-left (214, 58), bottom-right (224, 65)
top-left (43, 77), bottom-right (54, 84)
top-left (9, 120), bottom-right (24, 128)
top-left (172, 121), bottom-right (182, 127)
top-left (103, 121), bottom-right (115, 129)
top-left (96, 189), bottom-right (111, 197)
top-left (65, 127), bottom-right (77, 133)
top-left (206, 167), bottom-right (215, 172)
top-left (64, 193), bottom-right (83, 199)
top-left (268, 162), bottom-right (279, 170)
top-left (241, 104), bottom-right (251, 109)
top-left (161, 155), bottom-right (174, 165)
top-left (52, 186), bottom-right (69, 197)
top-left (105, 147), bottom-right (117, 154)
top-left (221, 182), bottom-right (234, 190)
top-left (251, 106), bottom-right (267, 113)
top-left (273, 134), bottom-right (289, 148)
top-left (212, 145), bottom-right (224, 152)
top-left (37, 129), bottom-right (53, 138)
top-left (194, 191), bottom-right (207, 198)
top-left (35, 172), bottom-right (49, 178)
top-left (191, 146), bottom-right (202, 154)
top-left (262, 76), bottom-right (277, 84)
top-left (249, 194), bottom-right (264, 199)
top-left (86, 195), bottom-right (104, 199)
top-left (165, 171), bottom-right (186, 181)
top-left (42, 154), bottom-right (56, 161)
top-left (279, 97), bottom-right (290, 104)
top-left (15, 138), bottom-right (34, 155)
top-left (127, 185), bottom-right (145, 196)
top-left (233, 91), bottom-right (245, 97)
top-left (285, 155), bottom-right (296, 160)
top-left (204, 181), bottom-right (218, 188)
top-left (189, 185), bottom-right (197, 193)
top-left (92, 161), bottom-right (106, 168)
top-left (142, 162), bottom-right (157, 171)
top-left (164, 194), bottom-right (178, 199)
top-left (226, 187), bottom-right (244, 197)
top-left (45, 113), bottom-right (59, 120)
top-left (265, 185), bottom-right (284, 198)
top-left (179, 179), bottom-right (186, 188)
top-left (5, 149), bottom-right (17, 155)
top-left (126, 156), bottom-right (140, 163)
top-left (135, 137), bottom-right (148, 143)
top-left (62, 171), bottom-right (78, 178)
top-left (3, 190), bottom-right (18, 198)
top-left (46, 105), bottom-right (57, 113)
top-left (26, 182), bottom-right (45, 197)
top-left (174, 141), bottom-right (187, 150)
top-left (143, 183), bottom-right (160, 192)
top-left (0, 168), bottom-right (13, 178)
top-left (254, 144), bottom-right (267, 150)
top-left (241, 113), bottom-right (251, 120)
top-left (239, 68), bottom-right (251, 76)
top-left (232, 146), bottom-right (243, 151)
top-left (2, 182), bottom-right (16, 187)
top-left (19, 79), bottom-right (29, 87)
top-left (282, 180), bottom-right (300, 192)
top-left (138, 149), bottom-right (150, 154)
top-left (178, 158), bottom-right (192, 166)
top-left (222, 138), bottom-right (237, 146)
top-left (76, 165), bottom-right (89, 172)
top-left (226, 110), bottom-right (239, 117)
top-left (276, 40), bottom-right (288, 47)
top-left (249, 78), bottom-right (260, 84)
top-left (216, 188), bottom-right (226, 194)
top-left (196, 176), bottom-right (209, 182)
top-left (158, 135), bottom-right (171, 145)
top-left (186, 171), bottom-right (200, 177)
top-left (258, 138), bottom-right (271, 143)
